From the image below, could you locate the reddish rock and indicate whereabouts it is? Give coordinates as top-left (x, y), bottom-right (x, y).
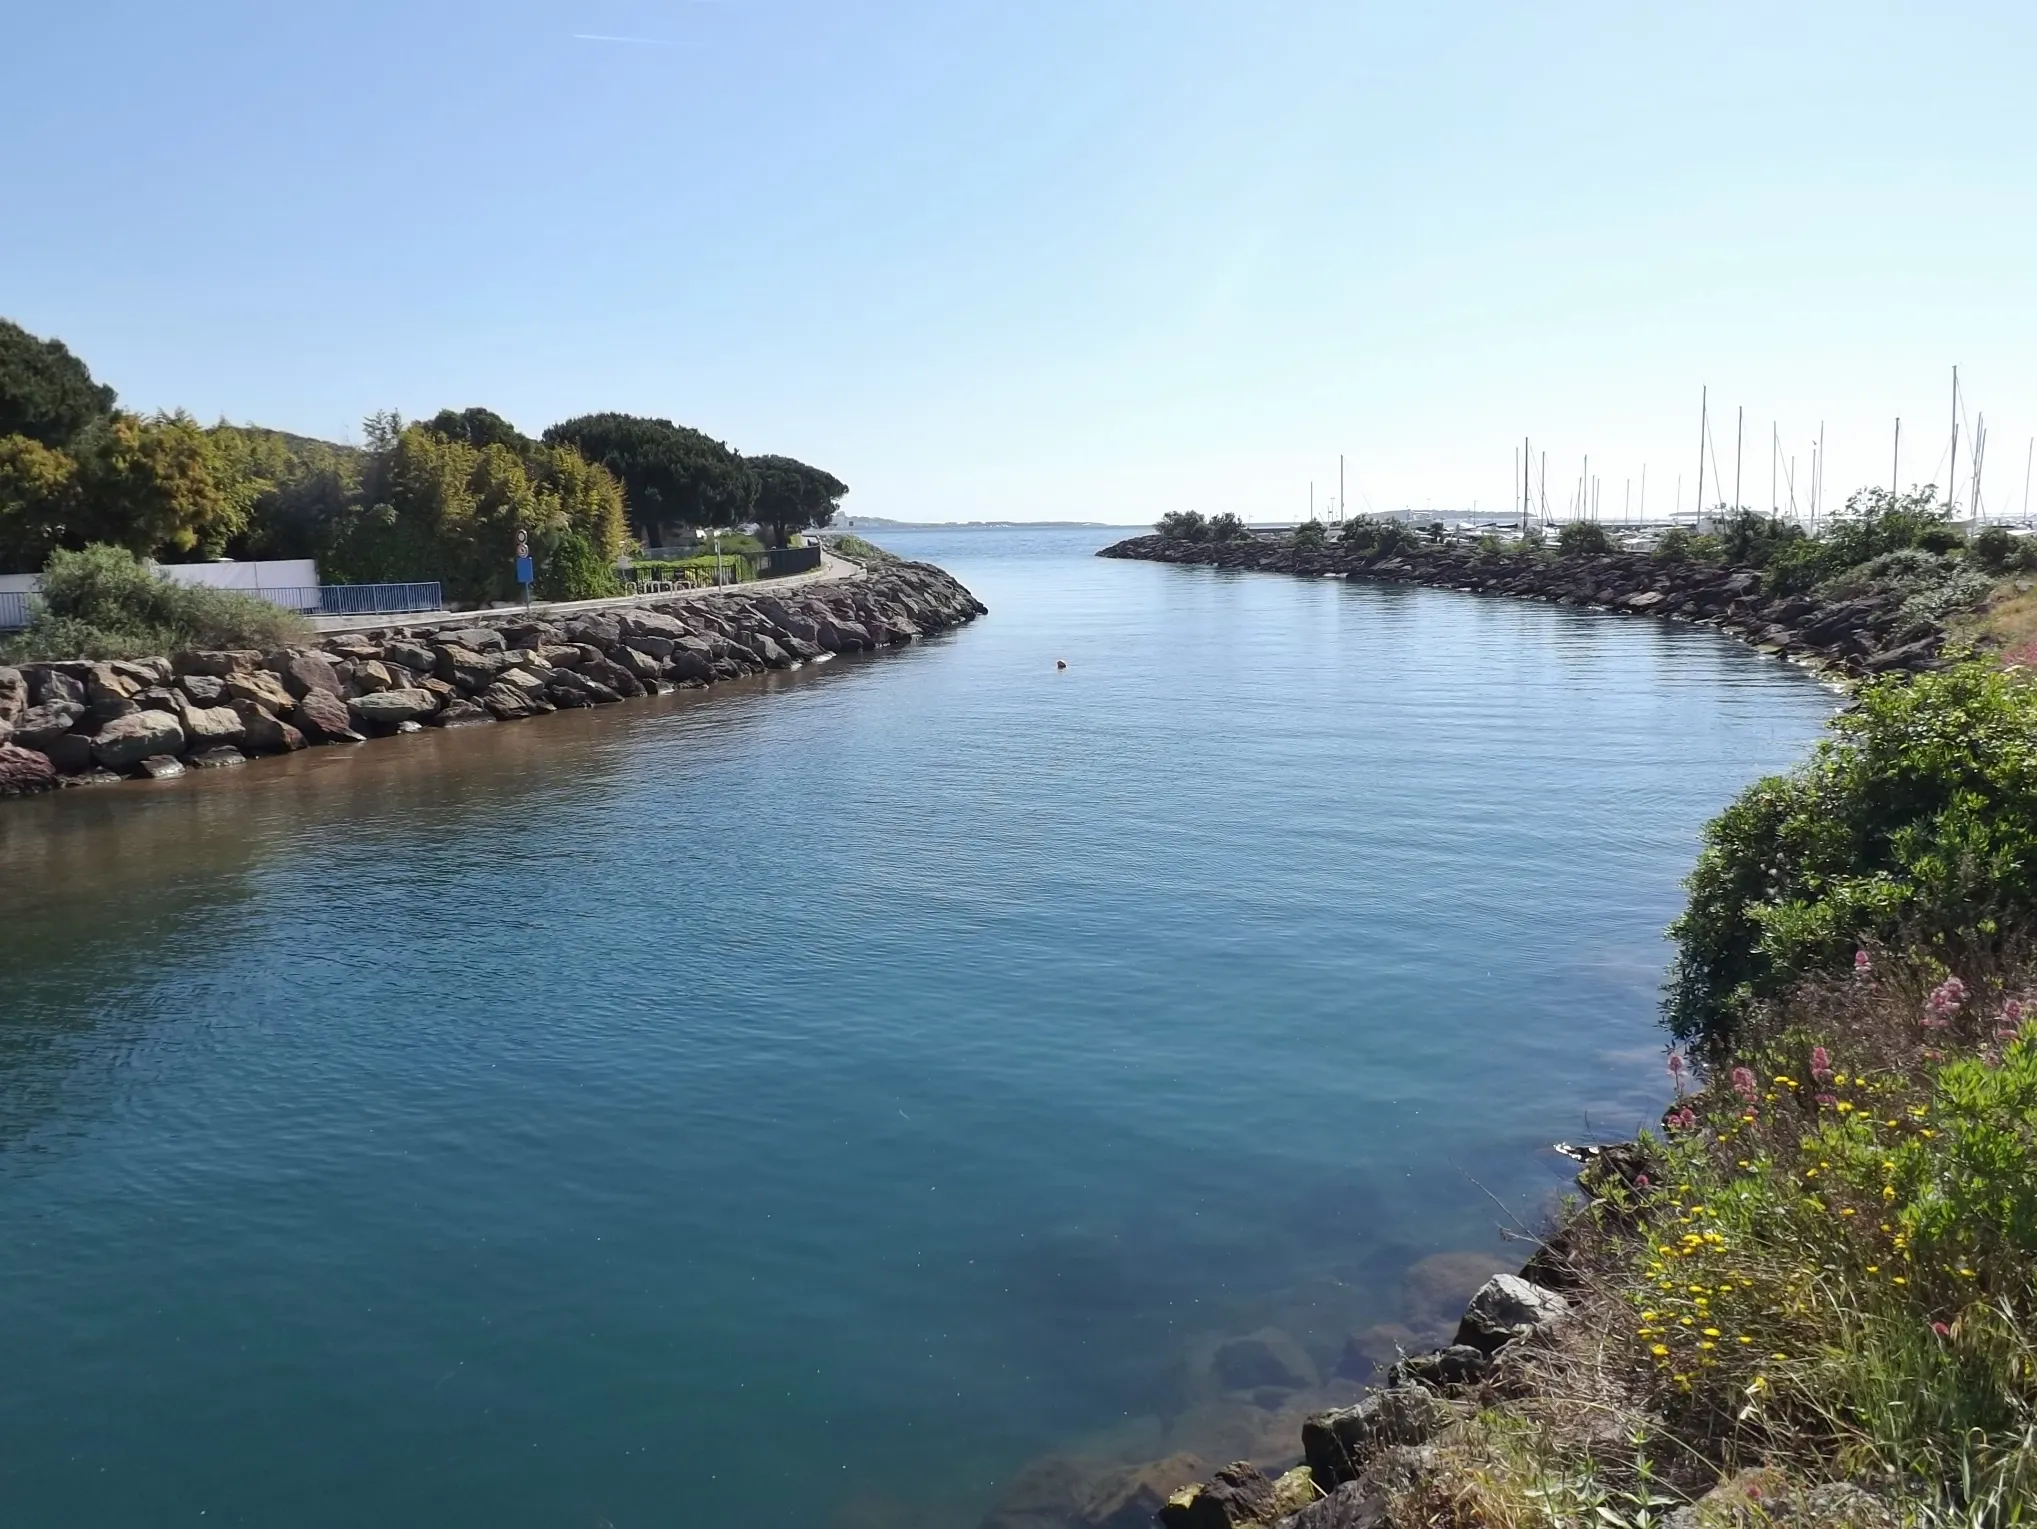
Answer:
top-left (0, 743), bottom-right (57, 796)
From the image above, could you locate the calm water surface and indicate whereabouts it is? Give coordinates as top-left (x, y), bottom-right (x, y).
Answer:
top-left (0, 527), bottom-right (1834, 1527)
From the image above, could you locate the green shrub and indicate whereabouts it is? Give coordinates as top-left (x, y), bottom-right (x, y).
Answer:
top-left (1668, 661), bottom-right (2037, 1050)
top-left (1, 542), bottom-right (311, 661)
top-left (1156, 510), bottom-right (1209, 541)
top-left (1206, 511), bottom-right (1251, 543)
top-left (1716, 508), bottom-right (1806, 568)
top-left (1973, 526), bottom-right (2031, 574)
top-left (1653, 527), bottom-right (1694, 563)
top-left (827, 533), bottom-right (898, 566)
top-left (1340, 516), bottom-right (1419, 556)
top-left (1291, 519), bottom-right (1327, 550)
top-left (1556, 521), bottom-right (1612, 555)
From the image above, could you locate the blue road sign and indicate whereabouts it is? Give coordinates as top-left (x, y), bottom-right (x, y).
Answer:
top-left (515, 555), bottom-right (534, 586)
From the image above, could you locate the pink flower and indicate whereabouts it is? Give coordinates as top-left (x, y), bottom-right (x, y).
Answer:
top-left (1634, 1173), bottom-right (1650, 1189)
top-left (1931, 1321), bottom-right (1951, 1339)
top-left (1667, 1049), bottom-right (1689, 1095)
top-left (1924, 976), bottom-right (1968, 1028)
top-left (2005, 998), bottom-right (2024, 1022)
top-left (1666, 1106), bottom-right (1698, 1133)
top-left (1809, 1046), bottom-right (1834, 1085)
top-left (1731, 1066), bottom-right (1760, 1102)
top-left (1814, 1093), bottom-right (1838, 1107)
top-left (1855, 949), bottom-right (1873, 977)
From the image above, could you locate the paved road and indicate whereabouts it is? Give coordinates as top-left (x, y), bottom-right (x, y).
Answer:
top-left (310, 551), bottom-right (867, 636)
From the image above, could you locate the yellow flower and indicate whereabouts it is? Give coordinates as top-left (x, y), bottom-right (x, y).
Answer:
top-left (1651, 1343), bottom-right (1669, 1357)
top-left (1893, 1276), bottom-right (1908, 1286)
top-left (1738, 1336), bottom-right (1753, 1345)
top-left (1959, 1268), bottom-right (1977, 1278)
top-left (1703, 1328), bottom-right (1722, 1337)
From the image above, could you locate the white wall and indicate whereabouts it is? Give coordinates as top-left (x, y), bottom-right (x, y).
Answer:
top-left (156, 559), bottom-right (319, 591)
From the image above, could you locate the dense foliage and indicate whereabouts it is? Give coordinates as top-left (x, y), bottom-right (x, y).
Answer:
top-left (1154, 509), bottom-right (1251, 542)
top-left (748, 455), bottom-right (848, 546)
top-left (1339, 515), bottom-right (1420, 556)
top-left (1, 543), bottom-right (311, 661)
top-left (0, 327), bottom-right (852, 605)
top-left (1291, 518), bottom-right (1327, 550)
top-left (0, 318), bottom-right (116, 447)
top-left (542, 414), bottom-right (754, 544)
top-left (1557, 520), bottom-right (1613, 555)
top-left (1669, 661), bottom-right (2037, 1051)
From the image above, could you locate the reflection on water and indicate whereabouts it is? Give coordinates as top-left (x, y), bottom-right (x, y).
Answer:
top-left (0, 530), bottom-right (1835, 1527)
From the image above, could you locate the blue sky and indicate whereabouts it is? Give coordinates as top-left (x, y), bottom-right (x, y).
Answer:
top-left (5, 1), bottom-right (2034, 523)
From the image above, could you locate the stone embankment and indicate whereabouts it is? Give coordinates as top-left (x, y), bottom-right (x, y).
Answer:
top-left (0, 562), bottom-right (984, 797)
top-left (1100, 535), bottom-right (1952, 678)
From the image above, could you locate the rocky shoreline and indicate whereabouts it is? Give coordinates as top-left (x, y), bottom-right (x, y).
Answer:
top-left (971, 1150), bottom-right (1643, 1529)
top-left (1099, 534), bottom-right (1953, 679)
top-left (0, 562), bottom-right (985, 797)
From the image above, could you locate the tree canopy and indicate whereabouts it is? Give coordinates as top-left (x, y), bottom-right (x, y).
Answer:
top-left (424, 407), bottom-right (531, 454)
top-left (748, 454), bottom-right (847, 545)
top-left (542, 413), bottom-right (754, 541)
top-left (0, 319), bottom-right (117, 448)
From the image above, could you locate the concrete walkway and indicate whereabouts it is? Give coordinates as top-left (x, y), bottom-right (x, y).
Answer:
top-left (310, 551), bottom-right (867, 636)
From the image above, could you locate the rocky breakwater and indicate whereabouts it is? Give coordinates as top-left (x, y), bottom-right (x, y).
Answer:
top-left (1100, 535), bottom-right (1954, 678)
top-left (0, 562), bottom-right (985, 797)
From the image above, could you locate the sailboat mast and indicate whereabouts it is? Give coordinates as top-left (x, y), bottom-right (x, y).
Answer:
top-left (1695, 387), bottom-right (1708, 530)
top-left (1948, 366), bottom-right (1960, 511)
top-left (1734, 406), bottom-right (1743, 512)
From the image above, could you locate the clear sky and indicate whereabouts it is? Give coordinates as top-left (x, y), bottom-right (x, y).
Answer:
top-left (5, 2), bottom-right (2034, 524)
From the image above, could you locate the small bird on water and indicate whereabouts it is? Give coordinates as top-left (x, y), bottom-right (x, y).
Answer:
top-left (1055, 659), bottom-right (1068, 670)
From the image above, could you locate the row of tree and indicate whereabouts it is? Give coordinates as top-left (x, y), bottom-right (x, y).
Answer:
top-left (0, 320), bottom-right (849, 602)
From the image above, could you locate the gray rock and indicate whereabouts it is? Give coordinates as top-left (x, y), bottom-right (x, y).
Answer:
top-left (85, 664), bottom-right (140, 707)
top-left (13, 701), bottom-right (85, 753)
top-left (0, 743), bottom-right (58, 796)
top-left (433, 626), bottom-right (505, 653)
top-left (1302, 1389), bottom-right (1448, 1488)
top-left (186, 746), bottom-right (248, 769)
top-left (234, 703), bottom-right (306, 754)
top-left (348, 688), bottom-right (438, 728)
top-left (348, 658), bottom-right (395, 694)
top-left (1157, 1462), bottom-right (1277, 1529)
top-left (172, 649), bottom-right (263, 677)
top-left (1386, 1344), bottom-right (1490, 1392)
top-left (480, 681), bottom-right (542, 720)
top-left (110, 657), bottom-right (172, 686)
top-left (381, 640), bottom-right (437, 673)
top-left (664, 649), bottom-right (713, 684)
top-left (92, 710), bottom-right (186, 770)
top-left (1273, 1483), bottom-right (1390, 1529)
top-left (178, 701), bottom-right (248, 749)
top-left (31, 668), bottom-right (86, 707)
top-left (623, 632), bottom-right (675, 660)
top-left (267, 649), bottom-right (344, 698)
top-left (178, 672), bottom-right (227, 704)
top-left (0, 666), bottom-right (26, 724)
top-left (1453, 1274), bottom-right (1571, 1356)
top-left (134, 754), bottom-right (186, 780)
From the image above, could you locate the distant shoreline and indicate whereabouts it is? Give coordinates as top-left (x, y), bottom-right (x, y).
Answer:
top-left (838, 519), bottom-right (1133, 531)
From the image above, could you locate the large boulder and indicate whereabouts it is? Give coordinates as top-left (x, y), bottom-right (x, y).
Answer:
top-left (235, 704), bottom-right (306, 754)
top-left (432, 626), bottom-right (505, 653)
top-left (178, 672), bottom-right (227, 705)
top-left (292, 688), bottom-right (364, 743)
top-left (433, 643), bottom-right (506, 692)
top-left (267, 649), bottom-right (344, 698)
top-left (1452, 1274), bottom-right (1571, 1356)
top-left (1302, 1390), bottom-right (1448, 1489)
top-left (13, 701), bottom-right (85, 754)
top-left (1157, 1462), bottom-right (1278, 1529)
top-left (1078, 1455), bottom-right (1213, 1529)
top-left (92, 710), bottom-right (187, 771)
top-left (1272, 1482), bottom-right (1390, 1529)
top-left (172, 649), bottom-right (262, 677)
top-left (480, 681), bottom-right (542, 720)
top-left (0, 743), bottom-right (57, 796)
top-left (348, 688), bottom-right (439, 729)
top-left (29, 667), bottom-right (86, 706)
top-left (381, 639), bottom-right (437, 673)
top-left (177, 701), bottom-right (248, 750)
top-left (347, 658), bottom-right (396, 694)
top-left (225, 669), bottom-right (295, 712)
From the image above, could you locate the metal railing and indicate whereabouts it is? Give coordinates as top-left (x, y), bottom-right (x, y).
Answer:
top-left (0, 583), bottom-right (443, 631)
